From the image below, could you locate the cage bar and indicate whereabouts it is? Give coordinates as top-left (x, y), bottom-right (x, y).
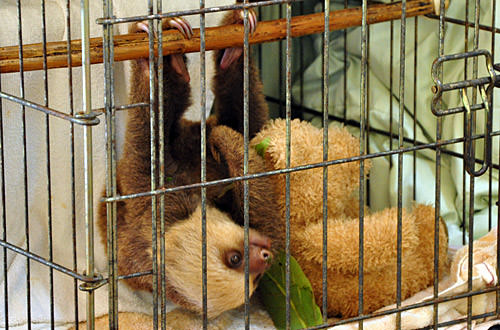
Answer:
top-left (321, 0), bottom-right (329, 324)
top-left (102, 0), bottom-right (119, 327)
top-left (395, 0), bottom-right (407, 328)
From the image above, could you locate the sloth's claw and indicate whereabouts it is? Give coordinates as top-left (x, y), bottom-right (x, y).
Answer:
top-left (133, 18), bottom-right (191, 83)
top-left (237, 8), bottom-right (257, 35)
top-left (166, 17), bottom-right (193, 39)
top-left (219, 9), bottom-right (258, 69)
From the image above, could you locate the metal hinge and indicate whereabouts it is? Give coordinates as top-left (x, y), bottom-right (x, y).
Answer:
top-left (431, 49), bottom-right (496, 177)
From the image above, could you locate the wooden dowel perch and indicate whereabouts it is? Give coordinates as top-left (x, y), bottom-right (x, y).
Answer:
top-left (0, 0), bottom-right (433, 74)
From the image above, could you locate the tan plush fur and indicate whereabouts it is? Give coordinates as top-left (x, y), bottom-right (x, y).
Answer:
top-left (251, 119), bottom-right (369, 227)
top-left (251, 119), bottom-right (449, 318)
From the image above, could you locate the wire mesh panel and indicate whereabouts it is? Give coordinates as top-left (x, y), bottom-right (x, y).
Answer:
top-left (0, 0), bottom-right (499, 329)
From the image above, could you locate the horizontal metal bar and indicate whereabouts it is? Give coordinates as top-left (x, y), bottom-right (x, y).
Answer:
top-left (79, 271), bottom-right (154, 291)
top-left (0, 91), bottom-right (100, 126)
top-left (271, 97), bottom-right (498, 167)
top-left (93, 102), bottom-right (149, 114)
top-left (431, 76), bottom-right (496, 94)
top-left (433, 49), bottom-right (492, 64)
top-left (0, 239), bottom-right (95, 282)
top-left (433, 102), bottom-right (487, 116)
top-left (307, 286), bottom-right (500, 330)
top-left (117, 270), bottom-right (153, 281)
top-left (102, 129), bottom-right (500, 203)
top-left (96, 0), bottom-right (295, 25)
top-left (418, 312), bottom-right (498, 330)
top-left (426, 13), bottom-right (500, 35)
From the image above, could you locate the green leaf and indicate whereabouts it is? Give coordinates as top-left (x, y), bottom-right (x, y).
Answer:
top-left (255, 137), bottom-right (271, 158)
top-left (259, 252), bottom-right (323, 330)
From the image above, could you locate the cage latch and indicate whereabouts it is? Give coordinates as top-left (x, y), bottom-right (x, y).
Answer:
top-left (78, 273), bottom-right (107, 292)
top-left (431, 49), bottom-right (495, 177)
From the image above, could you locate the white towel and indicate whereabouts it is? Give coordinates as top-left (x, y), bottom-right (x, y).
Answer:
top-left (0, 0), bottom-right (236, 328)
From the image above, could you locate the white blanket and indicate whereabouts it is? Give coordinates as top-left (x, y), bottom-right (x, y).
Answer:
top-left (0, 0), bottom-right (232, 328)
top-left (332, 228), bottom-right (500, 330)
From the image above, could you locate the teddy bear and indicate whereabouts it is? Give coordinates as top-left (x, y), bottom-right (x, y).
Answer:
top-left (250, 118), bottom-right (450, 318)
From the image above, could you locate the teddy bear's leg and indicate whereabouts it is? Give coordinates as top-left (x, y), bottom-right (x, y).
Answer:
top-left (293, 204), bottom-right (449, 318)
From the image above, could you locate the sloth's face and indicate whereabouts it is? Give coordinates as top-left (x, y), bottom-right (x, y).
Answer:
top-left (161, 204), bottom-right (272, 319)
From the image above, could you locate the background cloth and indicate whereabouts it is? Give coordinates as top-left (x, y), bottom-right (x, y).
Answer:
top-left (278, 0), bottom-right (500, 246)
top-left (0, 0), bottom-right (243, 328)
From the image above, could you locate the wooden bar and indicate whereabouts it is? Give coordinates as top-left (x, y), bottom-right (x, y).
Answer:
top-left (0, 0), bottom-right (433, 73)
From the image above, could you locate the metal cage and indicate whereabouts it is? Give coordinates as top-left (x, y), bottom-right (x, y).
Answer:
top-left (0, 0), bottom-right (499, 329)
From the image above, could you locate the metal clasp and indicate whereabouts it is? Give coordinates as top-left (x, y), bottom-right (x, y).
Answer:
top-left (431, 49), bottom-right (496, 116)
top-left (78, 273), bottom-right (107, 292)
top-left (460, 86), bottom-right (492, 176)
top-left (431, 49), bottom-right (495, 177)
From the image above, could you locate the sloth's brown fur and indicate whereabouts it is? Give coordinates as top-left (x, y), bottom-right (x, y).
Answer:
top-left (97, 12), bottom-right (284, 319)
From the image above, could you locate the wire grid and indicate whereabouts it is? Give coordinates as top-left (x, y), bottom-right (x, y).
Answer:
top-left (0, 0), bottom-right (498, 329)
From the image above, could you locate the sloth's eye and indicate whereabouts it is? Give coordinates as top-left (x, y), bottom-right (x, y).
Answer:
top-left (227, 251), bottom-right (242, 269)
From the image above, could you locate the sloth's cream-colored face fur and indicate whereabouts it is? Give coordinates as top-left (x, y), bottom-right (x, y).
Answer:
top-left (161, 205), bottom-right (259, 319)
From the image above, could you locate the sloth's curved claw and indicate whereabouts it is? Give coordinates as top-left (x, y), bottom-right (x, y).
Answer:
top-left (238, 8), bottom-right (257, 35)
top-left (166, 17), bottom-right (193, 39)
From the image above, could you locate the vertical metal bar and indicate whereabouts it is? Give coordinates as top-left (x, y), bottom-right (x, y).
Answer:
top-left (16, 1), bottom-right (31, 328)
top-left (433, 1), bottom-right (446, 328)
top-left (412, 16), bottom-right (418, 201)
top-left (81, 0), bottom-right (95, 328)
top-left (285, 1), bottom-right (292, 329)
top-left (258, 6), bottom-right (263, 73)
top-left (488, 0), bottom-right (496, 235)
top-left (279, 4), bottom-right (284, 118)
top-left (65, 0), bottom-right (79, 327)
top-left (365, 26), bottom-right (371, 209)
top-left (321, 0), bottom-right (329, 323)
top-left (199, 1), bottom-right (208, 327)
top-left (41, 1), bottom-right (55, 328)
top-left (156, 3), bottom-right (167, 330)
top-left (298, 2), bottom-right (304, 119)
top-left (242, 2), bottom-right (250, 329)
top-left (490, 0), bottom-right (497, 317)
top-left (243, 2), bottom-right (251, 328)
top-left (462, 0), bottom-right (469, 247)
top-left (146, 1), bottom-right (159, 328)
top-left (396, 1), bottom-right (407, 329)
top-left (466, 3), bottom-right (481, 329)
top-left (389, 0), bottom-right (394, 160)
top-left (343, 0), bottom-right (348, 120)
top-left (359, 0), bottom-right (368, 328)
top-left (0, 39), bottom-right (8, 330)
top-left (102, 0), bottom-right (118, 327)
top-left (496, 2), bottom-right (500, 312)
top-left (465, 0), bottom-right (470, 80)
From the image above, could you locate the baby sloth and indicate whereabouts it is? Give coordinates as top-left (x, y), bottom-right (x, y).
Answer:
top-left (98, 10), bottom-right (283, 319)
